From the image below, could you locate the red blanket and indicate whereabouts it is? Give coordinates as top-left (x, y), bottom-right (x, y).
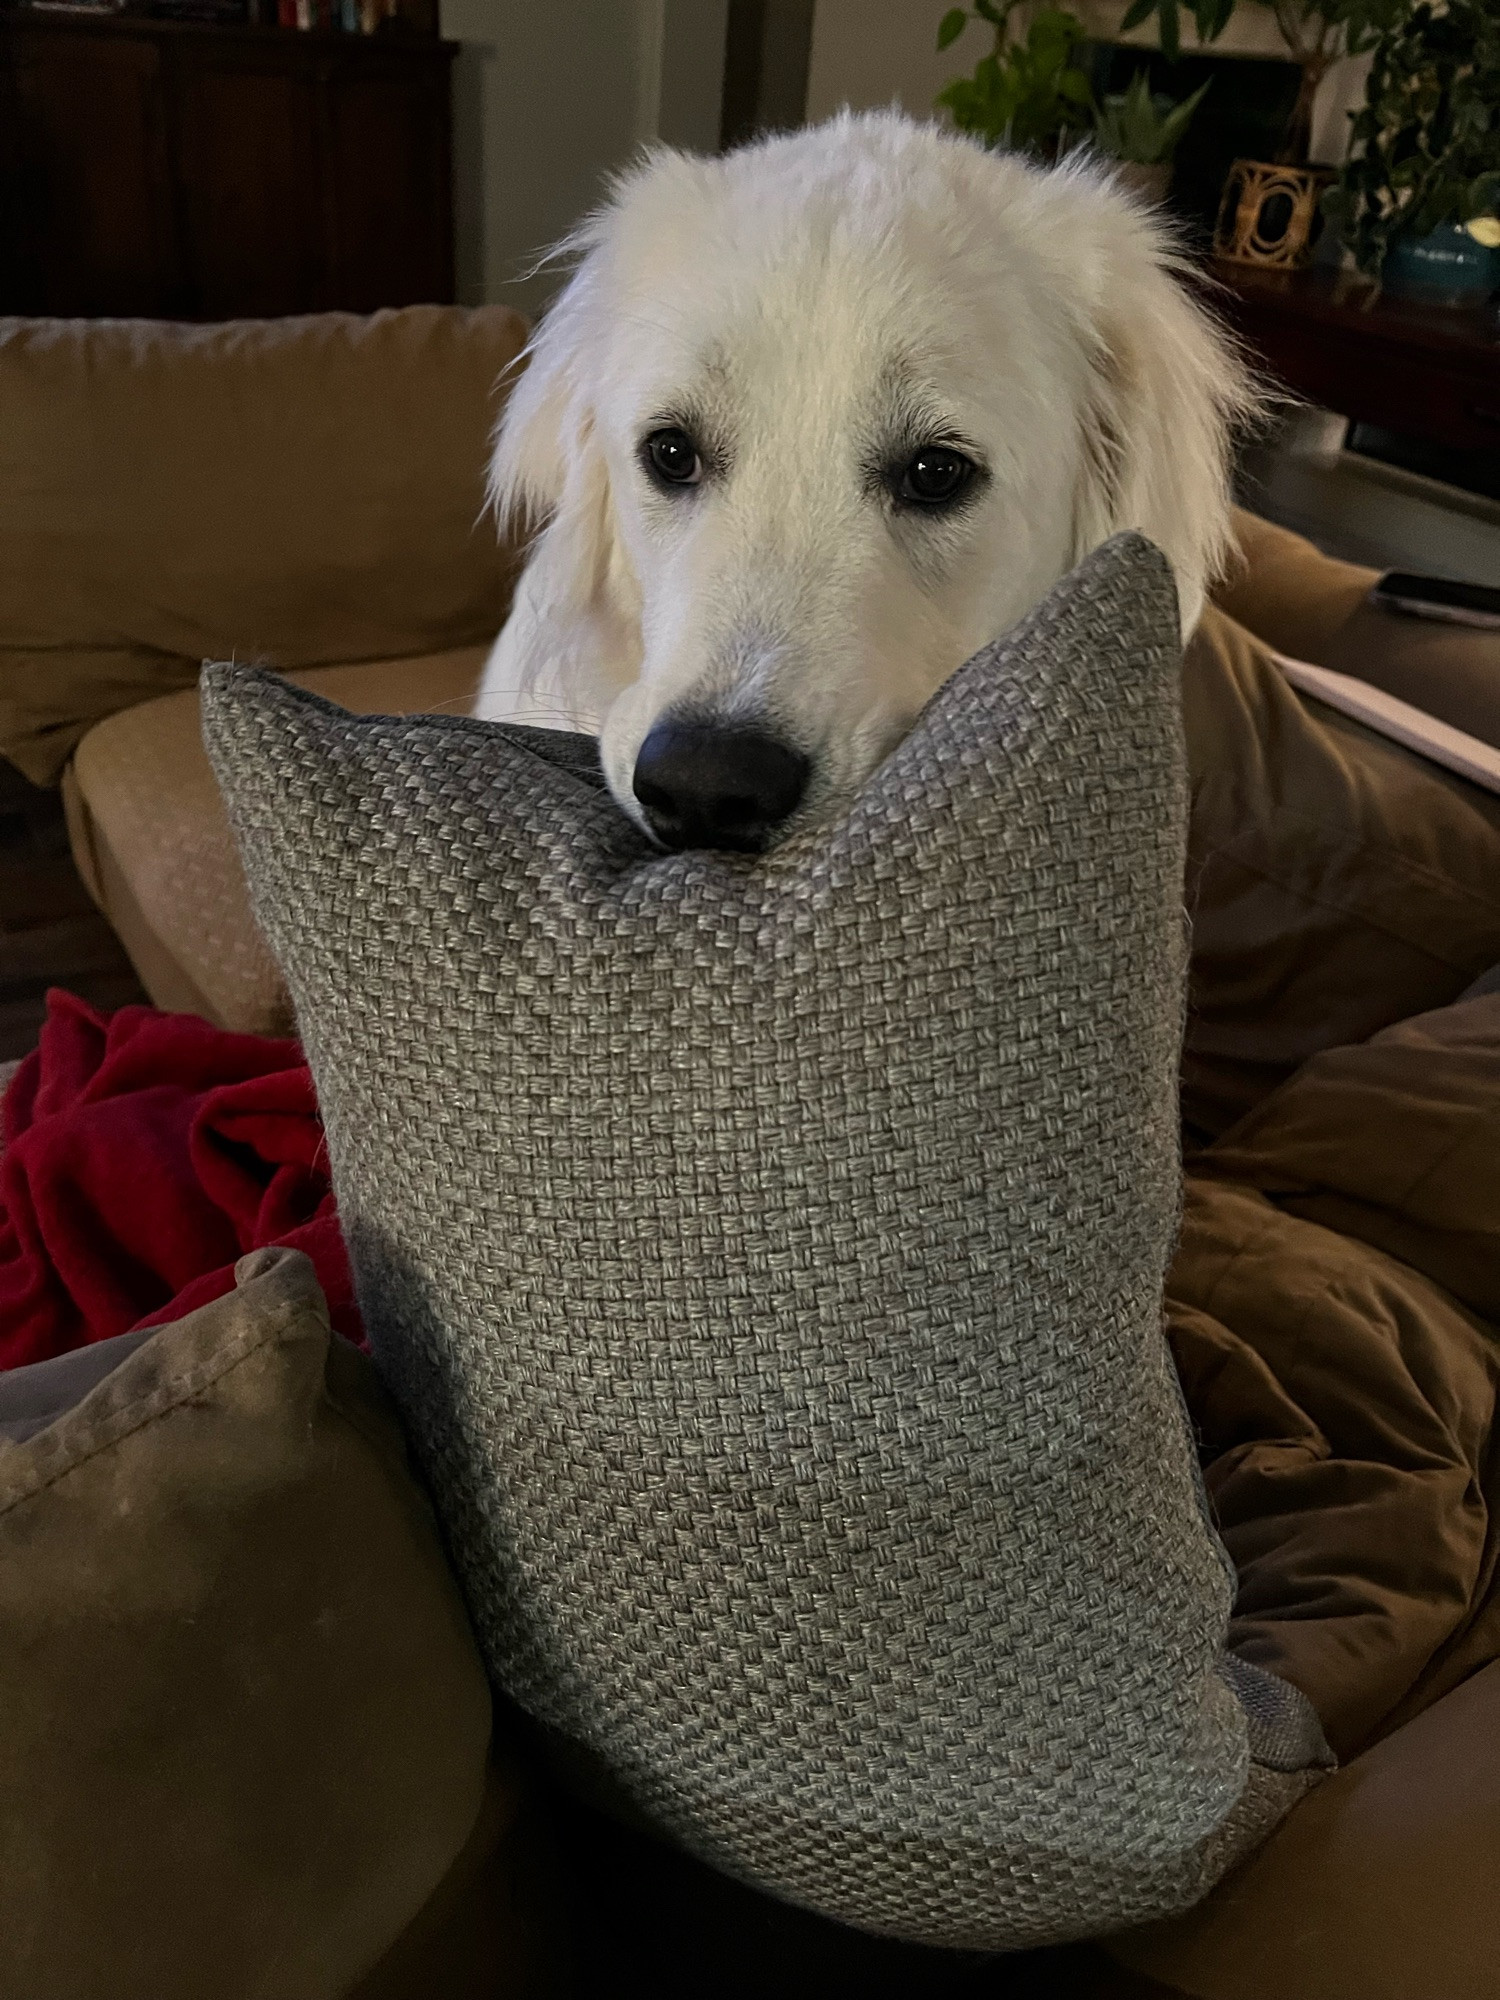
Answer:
top-left (0, 991), bottom-right (358, 1369)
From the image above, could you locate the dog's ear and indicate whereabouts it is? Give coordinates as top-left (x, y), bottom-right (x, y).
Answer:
top-left (479, 258), bottom-right (641, 725)
top-left (1066, 183), bottom-right (1260, 635)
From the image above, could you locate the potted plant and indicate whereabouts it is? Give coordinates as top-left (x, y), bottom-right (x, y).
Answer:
top-left (935, 0), bottom-right (1210, 194)
top-left (936, 2), bottom-right (1097, 159)
top-left (1124, 0), bottom-right (1404, 165)
top-left (1323, 0), bottom-right (1500, 299)
top-left (1121, 0), bottom-right (1406, 263)
top-left (1092, 68), bottom-right (1212, 200)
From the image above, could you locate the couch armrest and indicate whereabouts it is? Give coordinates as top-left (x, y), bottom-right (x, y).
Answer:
top-left (1324, 601), bottom-right (1500, 753)
top-left (1213, 509), bottom-right (1380, 665)
top-left (65, 647), bottom-right (486, 1034)
top-left (1215, 508), bottom-right (1500, 755)
top-left (1106, 1660), bottom-right (1500, 1999)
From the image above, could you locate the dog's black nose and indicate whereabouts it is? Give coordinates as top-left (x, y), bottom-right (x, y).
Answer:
top-left (632, 723), bottom-right (810, 851)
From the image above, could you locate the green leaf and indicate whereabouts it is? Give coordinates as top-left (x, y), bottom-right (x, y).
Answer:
top-left (1158, 75), bottom-right (1212, 149)
top-left (1030, 8), bottom-right (1079, 49)
top-left (1157, 0), bottom-right (1182, 63)
top-left (1328, 0), bottom-right (1500, 254)
top-left (1093, 66), bottom-right (1207, 161)
top-left (938, 0), bottom-right (1109, 153)
top-left (937, 7), bottom-right (968, 51)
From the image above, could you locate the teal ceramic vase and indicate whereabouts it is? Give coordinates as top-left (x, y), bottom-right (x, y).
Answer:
top-left (1382, 222), bottom-right (1500, 304)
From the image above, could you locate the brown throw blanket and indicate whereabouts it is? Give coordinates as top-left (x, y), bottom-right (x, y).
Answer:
top-left (1170, 992), bottom-right (1500, 1762)
top-left (1169, 605), bottom-right (1500, 1761)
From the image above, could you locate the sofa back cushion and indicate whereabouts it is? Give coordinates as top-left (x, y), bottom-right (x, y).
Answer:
top-left (0, 305), bottom-right (526, 783)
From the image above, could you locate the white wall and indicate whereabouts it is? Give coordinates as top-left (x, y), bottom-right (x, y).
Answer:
top-left (658, 0), bottom-right (733, 152)
top-left (441, 0), bottom-right (728, 317)
top-left (805, 0), bottom-right (956, 125)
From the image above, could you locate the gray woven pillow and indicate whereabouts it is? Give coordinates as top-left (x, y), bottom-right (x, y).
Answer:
top-left (202, 534), bottom-right (1329, 1951)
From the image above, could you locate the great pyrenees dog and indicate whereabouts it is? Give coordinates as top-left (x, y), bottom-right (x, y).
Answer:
top-left (478, 110), bottom-right (1254, 852)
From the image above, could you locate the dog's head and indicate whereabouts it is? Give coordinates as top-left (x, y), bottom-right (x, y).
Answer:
top-left (483, 112), bottom-right (1255, 851)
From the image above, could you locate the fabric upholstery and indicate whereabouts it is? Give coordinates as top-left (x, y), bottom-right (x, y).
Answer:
top-left (1108, 1659), bottom-right (1500, 1999)
top-left (1180, 607), bottom-right (1500, 1142)
top-left (1215, 503), bottom-right (1500, 751)
top-left (1324, 598), bottom-right (1500, 752)
top-left (1212, 507), bottom-right (1379, 665)
top-left (0, 307), bottom-right (523, 784)
top-left (65, 648), bottom-right (485, 1033)
top-left (0, 1322), bottom-right (153, 1443)
top-left (0, 1244), bottom-right (559, 2000)
top-left (203, 534), bottom-right (1327, 1951)
top-left (1168, 989), bottom-right (1500, 1760)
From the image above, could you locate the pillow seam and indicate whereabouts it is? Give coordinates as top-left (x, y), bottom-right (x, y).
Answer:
top-left (0, 1291), bottom-right (311, 1516)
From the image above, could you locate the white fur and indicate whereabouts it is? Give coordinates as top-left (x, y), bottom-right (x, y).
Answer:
top-left (479, 111), bottom-right (1255, 836)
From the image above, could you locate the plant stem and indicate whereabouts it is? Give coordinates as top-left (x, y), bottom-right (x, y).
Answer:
top-left (1270, 1), bottom-right (1340, 165)
top-left (1271, 0), bottom-right (1312, 64)
top-left (1279, 52), bottom-right (1333, 163)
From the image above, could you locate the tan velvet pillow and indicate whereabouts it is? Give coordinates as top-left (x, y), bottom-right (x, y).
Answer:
top-left (0, 1246), bottom-right (556, 2000)
top-left (64, 648), bottom-right (487, 1033)
top-left (1181, 606), bottom-right (1500, 1141)
top-left (0, 306), bottom-right (527, 784)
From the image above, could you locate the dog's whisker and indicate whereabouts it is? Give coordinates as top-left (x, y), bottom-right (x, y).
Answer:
top-left (415, 695), bottom-right (480, 717)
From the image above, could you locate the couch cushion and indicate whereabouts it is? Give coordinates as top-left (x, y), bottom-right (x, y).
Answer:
top-left (202, 534), bottom-right (1329, 1952)
top-left (0, 1243), bottom-right (555, 2000)
top-left (66, 647), bottom-right (485, 1032)
top-left (0, 307), bottom-right (525, 784)
top-left (1107, 1660), bottom-right (1500, 2000)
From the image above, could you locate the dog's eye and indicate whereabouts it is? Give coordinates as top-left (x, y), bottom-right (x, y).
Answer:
top-left (643, 427), bottom-right (704, 488)
top-left (898, 446), bottom-right (975, 507)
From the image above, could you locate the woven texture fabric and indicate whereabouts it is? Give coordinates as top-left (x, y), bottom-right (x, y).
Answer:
top-left (202, 535), bottom-right (1322, 1949)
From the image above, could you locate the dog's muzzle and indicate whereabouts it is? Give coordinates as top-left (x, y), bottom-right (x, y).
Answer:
top-left (632, 722), bottom-right (810, 853)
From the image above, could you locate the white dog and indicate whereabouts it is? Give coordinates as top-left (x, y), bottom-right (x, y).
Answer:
top-left (478, 110), bottom-right (1254, 851)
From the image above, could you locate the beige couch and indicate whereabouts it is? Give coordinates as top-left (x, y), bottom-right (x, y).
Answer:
top-left (9, 308), bottom-right (1491, 1051)
top-left (2, 306), bottom-right (526, 1031)
top-left (5, 308), bottom-right (1500, 1999)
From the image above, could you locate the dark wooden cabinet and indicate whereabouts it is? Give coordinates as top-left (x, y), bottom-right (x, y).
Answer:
top-left (0, 10), bottom-right (455, 317)
top-left (1209, 262), bottom-right (1500, 458)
